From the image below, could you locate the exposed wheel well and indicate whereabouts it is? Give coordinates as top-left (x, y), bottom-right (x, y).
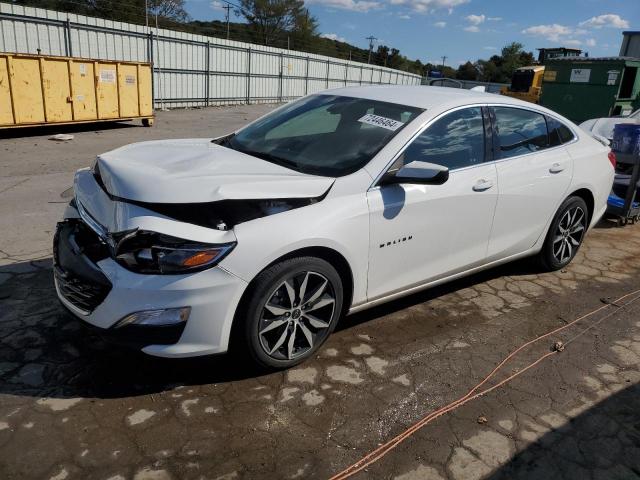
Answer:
top-left (568, 188), bottom-right (595, 223)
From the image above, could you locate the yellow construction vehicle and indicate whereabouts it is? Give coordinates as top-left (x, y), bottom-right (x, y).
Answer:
top-left (500, 65), bottom-right (545, 104)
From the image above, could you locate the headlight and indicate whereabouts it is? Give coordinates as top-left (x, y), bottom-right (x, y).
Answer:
top-left (114, 230), bottom-right (235, 274)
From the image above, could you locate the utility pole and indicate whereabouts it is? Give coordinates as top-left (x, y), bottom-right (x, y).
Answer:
top-left (223, 4), bottom-right (231, 40)
top-left (145, 0), bottom-right (148, 28)
top-left (366, 36), bottom-right (377, 64)
top-left (441, 55), bottom-right (447, 69)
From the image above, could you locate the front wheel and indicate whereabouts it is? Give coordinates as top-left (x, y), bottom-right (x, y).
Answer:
top-left (240, 257), bottom-right (343, 369)
top-left (537, 196), bottom-right (589, 271)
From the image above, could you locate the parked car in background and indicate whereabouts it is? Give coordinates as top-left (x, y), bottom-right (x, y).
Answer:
top-left (54, 86), bottom-right (614, 368)
top-left (580, 109), bottom-right (640, 143)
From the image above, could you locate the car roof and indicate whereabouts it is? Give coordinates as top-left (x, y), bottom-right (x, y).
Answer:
top-left (320, 85), bottom-right (561, 117)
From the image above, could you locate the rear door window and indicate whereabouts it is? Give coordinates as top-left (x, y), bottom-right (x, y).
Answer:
top-left (547, 116), bottom-right (575, 146)
top-left (492, 107), bottom-right (549, 159)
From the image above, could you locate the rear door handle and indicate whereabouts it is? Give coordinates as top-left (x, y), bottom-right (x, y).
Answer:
top-left (473, 179), bottom-right (494, 192)
top-left (549, 163), bottom-right (565, 174)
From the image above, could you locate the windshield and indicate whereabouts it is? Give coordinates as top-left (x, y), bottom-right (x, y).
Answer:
top-left (224, 95), bottom-right (424, 177)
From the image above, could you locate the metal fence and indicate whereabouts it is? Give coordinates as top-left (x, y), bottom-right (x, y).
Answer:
top-left (0, 3), bottom-right (421, 108)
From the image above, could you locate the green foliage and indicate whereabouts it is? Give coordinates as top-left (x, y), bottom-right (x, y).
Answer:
top-left (456, 61), bottom-right (477, 80)
top-left (475, 42), bottom-right (535, 83)
top-left (236, 0), bottom-right (315, 45)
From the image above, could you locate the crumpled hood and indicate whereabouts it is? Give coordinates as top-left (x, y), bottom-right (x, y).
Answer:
top-left (96, 138), bottom-right (334, 203)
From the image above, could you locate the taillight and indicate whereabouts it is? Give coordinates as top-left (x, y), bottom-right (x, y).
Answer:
top-left (608, 151), bottom-right (617, 169)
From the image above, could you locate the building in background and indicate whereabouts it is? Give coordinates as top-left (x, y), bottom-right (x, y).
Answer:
top-left (537, 48), bottom-right (583, 65)
top-left (620, 31), bottom-right (640, 58)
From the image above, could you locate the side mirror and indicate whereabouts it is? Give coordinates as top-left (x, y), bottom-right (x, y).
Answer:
top-left (380, 161), bottom-right (449, 186)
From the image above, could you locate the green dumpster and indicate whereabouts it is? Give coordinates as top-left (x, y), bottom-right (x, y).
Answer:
top-left (540, 56), bottom-right (640, 124)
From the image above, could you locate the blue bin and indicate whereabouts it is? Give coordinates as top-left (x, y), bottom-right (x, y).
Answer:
top-left (611, 124), bottom-right (640, 157)
top-left (608, 193), bottom-right (639, 209)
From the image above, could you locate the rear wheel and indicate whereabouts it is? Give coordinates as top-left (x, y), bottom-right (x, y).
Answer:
top-left (240, 257), bottom-right (343, 369)
top-left (537, 196), bottom-right (589, 271)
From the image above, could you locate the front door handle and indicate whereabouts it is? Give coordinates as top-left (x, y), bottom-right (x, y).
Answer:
top-left (473, 179), bottom-right (494, 192)
top-left (549, 163), bottom-right (565, 174)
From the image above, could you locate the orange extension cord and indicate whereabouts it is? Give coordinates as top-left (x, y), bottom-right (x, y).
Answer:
top-left (329, 288), bottom-right (640, 480)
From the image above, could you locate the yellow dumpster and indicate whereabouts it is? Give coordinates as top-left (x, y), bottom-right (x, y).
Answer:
top-left (0, 53), bottom-right (154, 129)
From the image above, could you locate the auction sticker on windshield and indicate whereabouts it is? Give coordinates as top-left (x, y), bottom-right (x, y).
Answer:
top-left (358, 113), bottom-right (404, 131)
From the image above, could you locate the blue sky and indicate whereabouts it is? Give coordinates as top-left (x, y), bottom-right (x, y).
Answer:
top-left (183, 0), bottom-right (638, 65)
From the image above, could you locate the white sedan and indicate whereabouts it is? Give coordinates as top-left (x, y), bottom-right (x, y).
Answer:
top-left (579, 108), bottom-right (640, 142)
top-left (55, 86), bottom-right (614, 368)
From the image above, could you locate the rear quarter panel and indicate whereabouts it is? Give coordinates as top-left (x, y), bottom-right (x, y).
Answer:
top-left (564, 132), bottom-right (614, 228)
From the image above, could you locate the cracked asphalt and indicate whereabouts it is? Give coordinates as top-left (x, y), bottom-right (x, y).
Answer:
top-left (1, 106), bottom-right (640, 480)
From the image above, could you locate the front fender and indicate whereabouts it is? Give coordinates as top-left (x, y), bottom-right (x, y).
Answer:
top-left (220, 193), bottom-right (370, 307)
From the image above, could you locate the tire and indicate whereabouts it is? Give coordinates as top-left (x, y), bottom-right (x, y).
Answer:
top-left (239, 256), bottom-right (343, 369)
top-left (537, 196), bottom-right (589, 271)
top-left (142, 118), bottom-right (154, 127)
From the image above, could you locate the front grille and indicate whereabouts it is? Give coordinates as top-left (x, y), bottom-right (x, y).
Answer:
top-left (54, 219), bottom-right (112, 314)
top-left (55, 267), bottom-right (111, 314)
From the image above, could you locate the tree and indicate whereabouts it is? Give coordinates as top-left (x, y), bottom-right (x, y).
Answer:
top-left (147, 0), bottom-right (189, 23)
top-left (289, 7), bottom-right (318, 49)
top-left (373, 45), bottom-right (389, 66)
top-left (236, 0), bottom-right (309, 45)
top-left (456, 61), bottom-right (477, 80)
top-left (474, 43), bottom-right (535, 83)
top-left (500, 42), bottom-right (534, 79)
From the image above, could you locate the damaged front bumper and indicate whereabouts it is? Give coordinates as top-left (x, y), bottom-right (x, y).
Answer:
top-left (54, 170), bottom-right (249, 357)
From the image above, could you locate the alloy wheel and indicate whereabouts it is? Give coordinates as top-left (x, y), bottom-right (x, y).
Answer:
top-left (552, 206), bottom-right (586, 264)
top-left (258, 271), bottom-right (336, 360)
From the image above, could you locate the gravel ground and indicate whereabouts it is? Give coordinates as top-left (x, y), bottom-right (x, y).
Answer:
top-left (1, 106), bottom-right (639, 480)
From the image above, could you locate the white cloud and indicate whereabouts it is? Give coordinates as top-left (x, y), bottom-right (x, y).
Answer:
top-left (462, 13), bottom-right (500, 32)
top-left (321, 33), bottom-right (347, 42)
top-left (389, 0), bottom-right (469, 14)
top-left (210, 1), bottom-right (225, 10)
top-left (564, 39), bottom-right (582, 47)
top-left (399, 14), bottom-right (411, 19)
top-left (579, 14), bottom-right (630, 29)
top-left (465, 14), bottom-right (485, 25)
top-left (585, 38), bottom-right (597, 47)
top-left (433, 21), bottom-right (447, 28)
top-left (307, 0), bottom-right (381, 12)
top-left (521, 23), bottom-right (573, 42)
top-left (483, 46), bottom-right (497, 51)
